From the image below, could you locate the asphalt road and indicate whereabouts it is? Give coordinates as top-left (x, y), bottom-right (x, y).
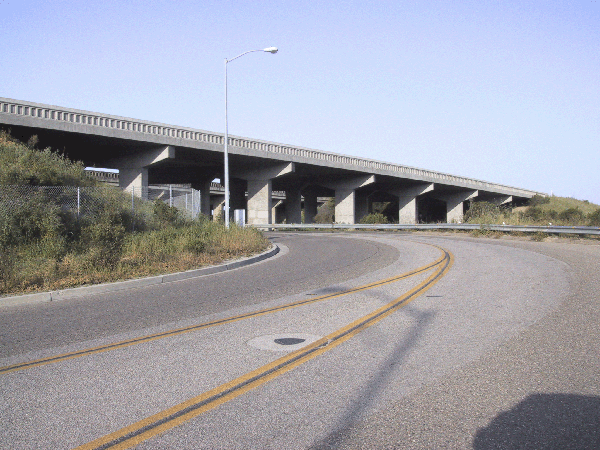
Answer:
top-left (0, 233), bottom-right (399, 357)
top-left (0, 232), bottom-right (598, 449)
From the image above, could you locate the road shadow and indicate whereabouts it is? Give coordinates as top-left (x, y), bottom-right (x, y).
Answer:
top-left (473, 393), bottom-right (600, 450)
top-left (309, 305), bottom-right (435, 450)
top-left (308, 286), bottom-right (347, 296)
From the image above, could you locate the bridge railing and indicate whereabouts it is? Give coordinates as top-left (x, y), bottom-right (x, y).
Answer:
top-left (1, 98), bottom-right (542, 197)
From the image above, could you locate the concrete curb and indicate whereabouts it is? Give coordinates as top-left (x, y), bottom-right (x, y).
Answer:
top-left (0, 244), bottom-right (280, 308)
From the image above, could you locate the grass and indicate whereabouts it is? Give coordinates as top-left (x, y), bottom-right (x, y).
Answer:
top-left (0, 131), bottom-right (270, 296)
top-left (464, 195), bottom-right (600, 227)
top-left (462, 195), bottom-right (600, 241)
top-left (1, 216), bottom-right (270, 297)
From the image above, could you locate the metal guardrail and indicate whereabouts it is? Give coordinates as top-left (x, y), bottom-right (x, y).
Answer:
top-left (254, 223), bottom-right (600, 236)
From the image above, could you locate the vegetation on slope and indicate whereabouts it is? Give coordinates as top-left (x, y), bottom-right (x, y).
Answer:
top-left (464, 195), bottom-right (600, 227)
top-left (0, 131), bottom-right (269, 296)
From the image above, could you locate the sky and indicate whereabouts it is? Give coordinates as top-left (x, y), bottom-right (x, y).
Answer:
top-left (1, 0), bottom-right (599, 204)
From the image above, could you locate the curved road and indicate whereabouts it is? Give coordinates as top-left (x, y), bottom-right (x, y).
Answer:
top-left (0, 232), bottom-right (598, 449)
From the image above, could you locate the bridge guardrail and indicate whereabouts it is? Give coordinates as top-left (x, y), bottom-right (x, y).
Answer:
top-left (1, 97), bottom-right (543, 197)
top-left (254, 223), bottom-right (600, 236)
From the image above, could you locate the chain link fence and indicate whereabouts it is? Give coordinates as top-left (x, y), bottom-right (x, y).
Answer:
top-left (134, 185), bottom-right (204, 219)
top-left (0, 185), bottom-right (205, 224)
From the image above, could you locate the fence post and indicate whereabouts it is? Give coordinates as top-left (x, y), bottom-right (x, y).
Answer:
top-left (169, 185), bottom-right (172, 208)
top-left (131, 187), bottom-right (136, 232)
top-left (77, 187), bottom-right (80, 220)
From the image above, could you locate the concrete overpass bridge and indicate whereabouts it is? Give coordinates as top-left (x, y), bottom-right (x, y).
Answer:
top-left (1, 98), bottom-right (543, 225)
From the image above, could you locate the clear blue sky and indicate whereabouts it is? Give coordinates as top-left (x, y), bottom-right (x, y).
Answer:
top-left (1, 0), bottom-right (599, 203)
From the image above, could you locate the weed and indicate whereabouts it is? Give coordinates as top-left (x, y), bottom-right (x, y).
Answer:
top-left (531, 232), bottom-right (549, 242)
top-left (359, 213), bottom-right (389, 224)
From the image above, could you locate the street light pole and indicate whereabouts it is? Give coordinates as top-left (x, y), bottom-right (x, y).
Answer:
top-left (223, 47), bottom-right (278, 228)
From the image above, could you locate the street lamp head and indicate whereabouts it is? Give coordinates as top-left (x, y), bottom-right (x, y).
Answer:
top-left (263, 47), bottom-right (278, 54)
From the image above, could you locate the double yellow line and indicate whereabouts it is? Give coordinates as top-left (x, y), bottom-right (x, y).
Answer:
top-left (0, 249), bottom-right (446, 375)
top-left (74, 245), bottom-right (453, 450)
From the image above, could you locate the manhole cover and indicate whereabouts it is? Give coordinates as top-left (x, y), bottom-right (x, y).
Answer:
top-left (274, 337), bottom-right (306, 346)
top-left (248, 334), bottom-right (322, 352)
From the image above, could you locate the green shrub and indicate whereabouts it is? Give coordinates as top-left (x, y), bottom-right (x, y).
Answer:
top-left (0, 247), bottom-right (16, 291)
top-left (0, 133), bottom-right (271, 295)
top-left (359, 213), bottom-right (389, 224)
top-left (558, 207), bottom-right (585, 224)
top-left (0, 130), bottom-right (92, 186)
top-left (0, 189), bottom-right (63, 249)
top-left (153, 199), bottom-right (182, 226)
top-left (81, 212), bottom-right (126, 267)
top-left (464, 201), bottom-right (502, 223)
top-left (528, 195), bottom-right (550, 207)
top-left (588, 209), bottom-right (600, 227)
top-left (519, 206), bottom-right (544, 222)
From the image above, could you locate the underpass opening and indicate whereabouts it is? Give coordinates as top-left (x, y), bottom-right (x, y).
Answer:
top-left (418, 197), bottom-right (447, 223)
top-left (367, 191), bottom-right (399, 223)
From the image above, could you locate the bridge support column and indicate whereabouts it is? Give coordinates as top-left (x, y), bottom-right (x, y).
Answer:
top-left (390, 183), bottom-right (434, 224)
top-left (285, 187), bottom-right (302, 224)
top-left (325, 175), bottom-right (375, 224)
top-left (109, 146), bottom-right (175, 199)
top-left (229, 179), bottom-right (246, 223)
top-left (191, 179), bottom-right (212, 217)
top-left (119, 168), bottom-right (148, 198)
top-left (440, 190), bottom-right (478, 222)
top-left (233, 163), bottom-right (294, 225)
top-left (212, 197), bottom-right (224, 222)
top-left (247, 179), bottom-right (272, 225)
top-left (335, 189), bottom-right (355, 224)
top-left (271, 200), bottom-right (285, 224)
top-left (303, 189), bottom-right (318, 224)
top-left (355, 190), bottom-right (369, 223)
top-left (200, 181), bottom-right (211, 217)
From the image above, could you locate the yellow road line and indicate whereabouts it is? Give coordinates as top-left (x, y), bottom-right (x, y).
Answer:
top-left (1, 253), bottom-right (444, 375)
top-left (74, 246), bottom-right (453, 450)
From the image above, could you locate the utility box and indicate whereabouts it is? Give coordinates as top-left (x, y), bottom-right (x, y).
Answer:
top-left (234, 209), bottom-right (246, 227)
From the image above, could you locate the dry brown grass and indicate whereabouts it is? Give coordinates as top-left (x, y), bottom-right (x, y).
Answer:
top-left (0, 222), bottom-right (270, 296)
